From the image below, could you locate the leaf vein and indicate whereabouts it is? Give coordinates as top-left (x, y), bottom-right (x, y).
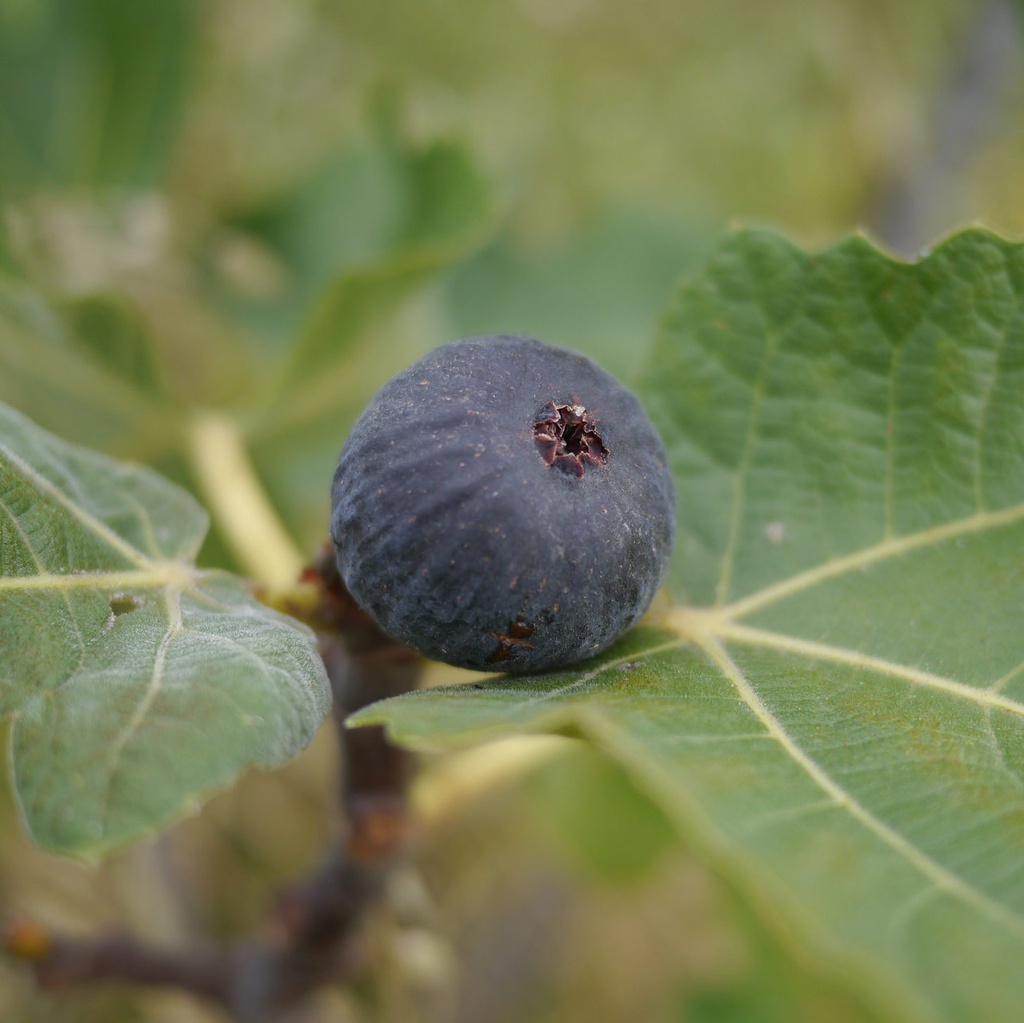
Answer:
top-left (0, 486), bottom-right (88, 678)
top-left (724, 500), bottom-right (1024, 619)
top-left (520, 638), bottom-right (688, 708)
top-left (100, 587), bottom-right (183, 836)
top-left (715, 322), bottom-right (781, 607)
top-left (971, 263), bottom-right (1016, 514)
top-left (712, 621), bottom-right (1024, 719)
top-left (698, 635), bottom-right (1024, 940)
top-left (0, 567), bottom-right (198, 592)
top-left (989, 657), bottom-right (1024, 694)
top-left (1, 443), bottom-right (149, 568)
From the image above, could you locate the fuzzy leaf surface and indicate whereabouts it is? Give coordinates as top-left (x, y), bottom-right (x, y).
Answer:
top-left (353, 229), bottom-right (1024, 1023)
top-left (0, 402), bottom-right (330, 857)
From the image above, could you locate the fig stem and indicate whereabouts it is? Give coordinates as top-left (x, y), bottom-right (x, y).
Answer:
top-left (186, 409), bottom-right (304, 587)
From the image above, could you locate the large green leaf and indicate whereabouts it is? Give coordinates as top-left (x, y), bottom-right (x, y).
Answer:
top-left (352, 228), bottom-right (1024, 1023)
top-left (0, 402), bottom-right (330, 857)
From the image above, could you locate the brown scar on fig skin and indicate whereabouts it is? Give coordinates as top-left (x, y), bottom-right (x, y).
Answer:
top-left (487, 615), bottom-right (535, 662)
top-left (533, 401), bottom-right (609, 477)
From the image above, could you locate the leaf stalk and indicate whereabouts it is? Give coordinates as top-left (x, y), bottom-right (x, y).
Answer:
top-left (186, 409), bottom-right (304, 587)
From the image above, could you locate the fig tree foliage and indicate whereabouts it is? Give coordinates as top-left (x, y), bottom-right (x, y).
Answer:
top-left (2, 227), bottom-right (1022, 1023)
top-left (354, 228), bottom-right (1024, 1023)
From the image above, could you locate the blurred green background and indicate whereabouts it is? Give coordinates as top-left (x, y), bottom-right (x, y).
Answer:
top-left (1, 1), bottom-right (1021, 1020)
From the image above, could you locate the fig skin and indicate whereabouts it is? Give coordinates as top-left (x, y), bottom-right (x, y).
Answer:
top-left (330, 335), bottom-right (675, 673)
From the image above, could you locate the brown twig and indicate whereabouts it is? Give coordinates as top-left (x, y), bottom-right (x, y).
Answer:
top-left (6, 545), bottom-right (424, 1022)
top-left (5, 922), bottom-right (230, 1002)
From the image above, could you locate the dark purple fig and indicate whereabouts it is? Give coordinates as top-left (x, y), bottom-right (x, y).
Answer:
top-left (330, 335), bottom-right (674, 673)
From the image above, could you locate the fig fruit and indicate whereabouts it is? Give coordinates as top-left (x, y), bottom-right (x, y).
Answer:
top-left (330, 335), bottom-right (674, 673)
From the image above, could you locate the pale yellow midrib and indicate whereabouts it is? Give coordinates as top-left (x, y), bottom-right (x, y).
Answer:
top-left (699, 636), bottom-right (1024, 941)
top-left (651, 498), bottom-right (1024, 719)
top-left (98, 589), bottom-right (184, 835)
top-left (725, 500), bottom-right (1024, 621)
top-left (0, 567), bottom-right (197, 592)
top-left (3, 444), bottom-right (149, 568)
top-left (631, 497), bottom-right (1024, 942)
top-left (700, 620), bottom-right (1024, 720)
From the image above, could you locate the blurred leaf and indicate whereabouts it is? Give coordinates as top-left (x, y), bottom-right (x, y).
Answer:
top-left (58, 294), bottom-right (166, 396)
top-left (0, 274), bottom-right (178, 456)
top-left (684, 916), bottom-right (887, 1023)
top-left (529, 746), bottom-right (677, 885)
top-left (354, 228), bottom-right (1024, 1023)
top-left (0, 0), bottom-right (195, 190)
top-left (0, 401), bottom-right (330, 857)
top-left (209, 131), bottom-right (493, 364)
top-left (207, 138), bottom-right (411, 350)
top-left (444, 204), bottom-right (715, 383)
top-left (0, 204), bottom-right (14, 273)
top-left (277, 136), bottom-right (493, 388)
